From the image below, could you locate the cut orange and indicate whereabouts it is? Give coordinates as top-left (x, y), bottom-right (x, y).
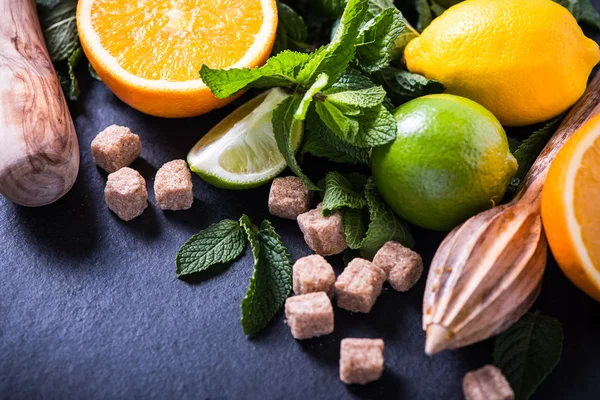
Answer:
top-left (542, 114), bottom-right (600, 301)
top-left (77, 0), bottom-right (278, 118)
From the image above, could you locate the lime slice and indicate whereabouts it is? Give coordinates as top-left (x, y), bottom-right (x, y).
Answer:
top-left (188, 89), bottom-right (303, 189)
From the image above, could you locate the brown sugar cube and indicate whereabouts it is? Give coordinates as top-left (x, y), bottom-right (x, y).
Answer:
top-left (463, 365), bottom-right (514, 400)
top-left (269, 176), bottom-right (312, 219)
top-left (335, 258), bottom-right (386, 313)
top-left (297, 204), bottom-right (347, 256)
top-left (373, 241), bottom-right (424, 292)
top-left (293, 255), bottom-right (336, 298)
top-left (284, 292), bottom-right (334, 340)
top-left (104, 167), bottom-right (148, 221)
top-left (154, 160), bottom-right (193, 211)
top-left (340, 338), bottom-right (385, 385)
top-left (91, 125), bottom-right (142, 173)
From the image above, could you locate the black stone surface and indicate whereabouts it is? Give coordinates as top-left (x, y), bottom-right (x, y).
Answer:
top-left (2, 6), bottom-right (600, 399)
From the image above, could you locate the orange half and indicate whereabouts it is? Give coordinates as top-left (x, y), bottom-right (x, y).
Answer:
top-left (77, 0), bottom-right (278, 117)
top-left (542, 113), bottom-right (600, 301)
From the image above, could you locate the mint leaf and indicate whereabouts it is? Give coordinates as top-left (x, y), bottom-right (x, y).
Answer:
top-left (493, 311), bottom-right (563, 400)
top-left (579, 0), bottom-right (600, 30)
top-left (297, 0), bottom-right (369, 86)
top-left (175, 219), bottom-right (247, 278)
top-left (301, 109), bottom-right (370, 165)
top-left (322, 171), bottom-right (367, 215)
top-left (279, 2), bottom-right (308, 43)
top-left (315, 100), bottom-right (396, 148)
top-left (366, 0), bottom-right (395, 17)
top-left (296, 73), bottom-right (329, 120)
top-left (332, 68), bottom-right (394, 110)
top-left (360, 178), bottom-right (414, 259)
top-left (371, 67), bottom-right (444, 106)
top-left (327, 86), bottom-right (387, 111)
top-left (315, 0), bottom-right (348, 17)
top-left (343, 207), bottom-right (369, 249)
top-left (240, 215), bottom-right (293, 335)
top-left (508, 118), bottom-right (562, 194)
top-left (66, 47), bottom-right (83, 101)
top-left (355, 8), bottom-right (406, 73)
top-left (273, 95), bottom-right (320, 190)
top-left (200, 51), bottom-right (310, 98)
top-left (38, 0), bottom-right (79, 62)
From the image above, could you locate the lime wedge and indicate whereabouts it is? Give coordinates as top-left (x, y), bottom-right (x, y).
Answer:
top-left (188, 89), bottom-right (303, 189)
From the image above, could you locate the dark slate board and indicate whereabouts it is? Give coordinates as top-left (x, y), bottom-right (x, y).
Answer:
top-left (2, 7), bottom-right (600, 399)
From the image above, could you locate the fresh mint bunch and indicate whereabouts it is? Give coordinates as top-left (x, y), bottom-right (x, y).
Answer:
top-left (175, 219), bottom-right (247, 278)
top-left (201, 0), bottom-right (413, 189)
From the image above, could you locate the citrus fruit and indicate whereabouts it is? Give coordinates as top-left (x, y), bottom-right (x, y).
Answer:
top-left (77, 0), bottom-right (277, 118)
top-left (542, 114), bottom-right (600, 302)
top-left (371, 94), bottom-right (517, 231)
top-left (187, 89), bottom-right (302, 189)
top-left (404, 0), bottom-right (600, 127)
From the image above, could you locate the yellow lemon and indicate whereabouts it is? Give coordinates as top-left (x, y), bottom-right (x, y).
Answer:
top-left (405, 0), bottom-right (600, 127)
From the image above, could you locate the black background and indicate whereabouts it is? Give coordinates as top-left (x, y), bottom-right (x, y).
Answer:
top-left (2, 3), bottom-right (600, 399)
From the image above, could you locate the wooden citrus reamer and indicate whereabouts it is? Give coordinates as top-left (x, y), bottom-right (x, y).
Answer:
top-left (0, 0), bottom-right (79, 207)
top-left (423, 73), bottom-right (600, 355)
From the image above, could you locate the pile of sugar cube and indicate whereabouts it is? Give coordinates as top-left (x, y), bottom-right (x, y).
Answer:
top-left (269, 176), bottom-right (425, 385)
top-left (91, 125), bottom-right (194, 221)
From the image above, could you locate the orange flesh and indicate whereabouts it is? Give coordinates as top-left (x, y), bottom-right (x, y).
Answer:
top-left (574, 133), bottom-right (600, 270)
top-left (90, 0), bottom-right (264, 81)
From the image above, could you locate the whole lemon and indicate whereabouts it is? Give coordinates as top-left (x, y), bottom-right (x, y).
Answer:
top-left (404, 0), bottom-right (600, 127)
top-left (371, 94), bottom-right (518, 231)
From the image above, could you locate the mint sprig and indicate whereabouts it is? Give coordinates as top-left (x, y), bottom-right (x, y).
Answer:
top-left (175, 219), bottom-right (246, 278)
top-left (322, 171), bottom-right (368, 215)
top-left (355, 8), bottom-right (406, 73)
top-left (493, 311), bottom-right (563, 400)
top-left (240, 215), bottom-right (293, 336)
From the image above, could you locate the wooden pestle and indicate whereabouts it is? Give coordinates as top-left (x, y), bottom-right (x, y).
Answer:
top-left (0, 0), bottom-right (79, 207)
top-left (423, 72), bottom-right (600, 355)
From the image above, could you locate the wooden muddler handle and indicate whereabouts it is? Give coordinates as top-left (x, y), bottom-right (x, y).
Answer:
top-left (0, 0), bottom-right (79, 207)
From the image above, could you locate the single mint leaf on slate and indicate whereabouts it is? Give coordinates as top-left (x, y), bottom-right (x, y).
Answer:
top-left (300, 108), bottom-right (370, 165)
top-left (273, 95), bottom-right (320, 190)
top-left (327, 86), bottom-right (387, 111)
top-left (579, 0), bottom-right (600, 30)
top-left (322, 171), bottom-right (367, 215)
top-left (239, 215), bottom-right (293, 336)
top-left (38, 0), bottom-right (79, 62)
top-left (372, 67), bottom-right (444, 106)
top-left (360, 178), bottom-right (414, 259)
top-left (297, 0), bottom-right (369, 86)
top-left (508, 118), bottom-right (562, 194)
top-left (342, 207), bottom-right (369, 249)
top-left (175, 219), bottom-right (247, 278)
top-left (296, 73), bottom-right (329, 120)
top-left (200, 51), bottom-right (310, 98)
top-left (355, 8), bottom-right (405, 73)
top-left (493, 311), bottom-right (563, 400)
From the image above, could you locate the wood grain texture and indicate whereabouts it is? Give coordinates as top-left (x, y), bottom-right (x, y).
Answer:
top-left (423, 73), bottom-right (600, 355)
top-left (0, 0), bottom-right (79, 207)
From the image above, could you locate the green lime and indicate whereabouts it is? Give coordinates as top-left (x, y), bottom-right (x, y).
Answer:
top-left (187, 89), bottom-right (302, 189)
top-left (371, 94), bottom-right (517, 231)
